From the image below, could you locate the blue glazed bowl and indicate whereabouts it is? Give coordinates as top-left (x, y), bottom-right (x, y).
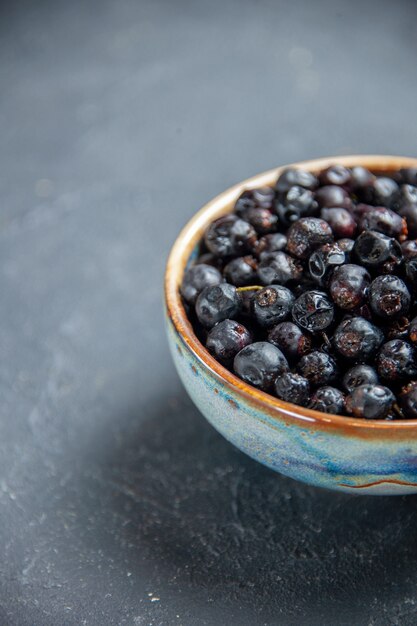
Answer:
top-left (165, 155), bottom-right (417, 495)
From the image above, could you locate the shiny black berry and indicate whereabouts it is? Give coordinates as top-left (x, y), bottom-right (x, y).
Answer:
top-left (346, 384), bottom-right (395, 419)
top-left (397, 168), bottom-right (417, 186)
top-left (181, 263), bottom-right (223, 304)
top-left (274, 372), bottom-right (310, 406)
top-left (319, 165), bottom-right (351, 187)
top-left (206, 319), bottom-right (252, 364)
top-left (309, 386), bottom-right (345, 414)
top-left (350, 166), bottom-right (374, 193)
top-left (353, 230), bottom-right (403, 270)
top-left (204, 215), bottom-right (257, 258)
top-left (234, 342), bottom-right (288, 390)
top-left (333, 317), bottom-right (384, 360)
top-left (343, 364), bottom-right (379, 393)
top-left (257, 251), bottom-right (303, 285)
top-left (405, 258), bottom-right (417, 288)
top-left (275, 168), bottom-right (318, 194)
top-left (398, 381), bottom-right (417, 418)
top-left (268, 321), bottom-right (312, 361)
top-left (358, 206), bottom-right (407, 240)
top-left (237, 207), bottom-right (278, 235)
top-left (256, 233), bottom-right (287, 259)
top-left (234, 187), bottom-right (275, 213)
top-left (368, 275), bottom-right (410, 319)
top-left (297, 351), bottom-right (338, 386)
top-left (286, 218), bottom-right (333, 260)
top-left (315, 185), bottom-right (351, 209)
top-left (401, 240), bottom-right (417, 259)
top-left (275, 186), bottom-right (318, 225)
top-left (376, 339), bottom-right (417, 381)
top-left (195, 283), bottom-right (240, 328)
top-left (329, 264), bottom-right (370, 310)
top-left (223, 256), bottom-right (258, 286)
top-left (252, 285), bottom-right (294, 328)
top-left (320, 207), bottom-right (356, 239)
top-left (370, 177), bottom-right (399, 208)
top-left (399, 203), bottom-right (417, 239)
top-left (292, 290), bottom-right (334, 333)
top-left (308, 242), bottom-right (346, 286)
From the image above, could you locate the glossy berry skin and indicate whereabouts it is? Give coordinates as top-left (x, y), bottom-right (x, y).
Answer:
top-left (399, 204), bottom-right (417, 239)
top-left (398, 381), bottom-right (417, 418)
top-left (237, 207), bottom-right (278, 235)
top-left (286, 217), bottom-right (333, 260)
top-left (333, 316), bottom-right (384, 361)
top-left (297, 351), bottom-right (338, 386)
top-left (181, 263), bottom-right (223, 304)
top-left (275, 168), bottom-right (318, 194)
top-left (346, 384), bottom-right (395, 419)
top-left (376, 339), bottom-right (417, 381)
top-left (252, 285), bottom-right (294, 328)
top-left (315, 185), bottom-right (350, 209)
top-left (405, 258), bottom-right (417, 288)
top-left (309, 386), bottom-right (345, 414)
top-left (234, 342), bottom-right (288, 390)
top-left (195, 283), bottom-right (240, 328)
top-left (206, 319), bottom-right (252, 364)
top-left (398, 184), bottom-right (417, 206)
top-left (371, 177), bottom-right (399, 208)
top-left (384, 316), bottom-right (410, 341)
top-left (320, 207), bottom-right (356, 239)
top-left (329, 264), bottom-right (370, 310)
top-left (256, 233), bottom-right (287, 258)
top-left (353, 230), bottom-right (403, 270)
top-left (275, 186), bottom-right (318, 226)
top-left (204, 215), bottom-right (257, 258)
top-left (274, 372), bottom-right (310, 406)
top-left (292, 290), bottom-right (334, 333)
top-left (368, 275), bottom-right (410, 319)
top-left (401, 240), bottom-right (417, 259)
top-left (234, 187), bottom-right (275, 213)
top-left (338, 238), bottom-right (355, 255)
top-left (268, 321), bottom-right (312, 362)
top-left (358, 206), bottom-right (407, 240)
top-left (343, 364), bottom-right (379, 393)
top-left (258, 251), bottom-right (303, 285)
top-left (308, 243), bottom-right (346, 286)
top-left (350, 166), bottom-right (374, 193)
top-left (223, 256), bottom-right (258, 286)
top-left (319, 165), bottom-right (351, 188)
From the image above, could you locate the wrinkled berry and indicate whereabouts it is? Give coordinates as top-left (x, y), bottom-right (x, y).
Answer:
top-left (235, 187), bottom-right (275, 213)
top-left (181, 263), bottom-right (223, 304)
top-left (369, 275), bottom-right (410, 319)
top-left (234, 342), bottom-right (288, 390)
top-left (275, 186), bottom-right (318, 225)
top-left (358, 206), bottom-right (407, 240)
top-left (224, 256), bottom-right (258, 286)
top-left (297, 351), bottom-right (338, 386)
top-left (343, 364), bottom-right (379, 393)
top-left (319, 165), bottom-right (351, 188)
top-left (196, 283), bottom-right (240, 328)
top-left (274, 372), bottom-right (310, 406)
top-left (206, 319), bottom-right (252, 363)
top-left (309, 386), bottom-right (345, 414)
top-left (353, 230), bottom-right (403, 270)
top-left (320, 207), bottom-right (357, 239)
top-left (205, 215), bottom-right (257, 258)
top-left (258, 251), bottom-right (303, 285)
top-left (405, 258), bottom-right (417, 288)
top-left (333, 317), bottom-right (384, 360)
top-left (252, 285), bottom-right (294, 328)
top-left (256, 233), bottom-right (287, 258)
top-left (309, 242), bottom-right (347, 286)
top-left (346, 384), bottom-right (395, 419)
top-left (329, 264), bottom-right (370, 310)
top-left (292, 290), bottom-right (334, 333)
top-left (401, 240), bottom-right (417, 259)
top-left (268, 321), bottom-right (312, 361)
top-left (376, 339), bottom-right (417, 381)
top-left (286, 217), bottom-right (333, 260)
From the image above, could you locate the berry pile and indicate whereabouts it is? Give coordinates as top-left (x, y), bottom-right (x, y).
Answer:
top-left (180, 164), bottom-right (417, 419)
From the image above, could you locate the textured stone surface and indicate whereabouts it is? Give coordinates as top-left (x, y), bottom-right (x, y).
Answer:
top-left (1, 0), bottom-right (417, 624)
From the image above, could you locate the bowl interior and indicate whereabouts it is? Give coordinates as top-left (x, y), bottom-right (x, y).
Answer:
top-left (165, 155), bottom-right (417, 430)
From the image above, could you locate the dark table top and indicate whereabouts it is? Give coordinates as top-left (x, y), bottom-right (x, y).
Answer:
top-left (1, 1), bottom-right (417, 624)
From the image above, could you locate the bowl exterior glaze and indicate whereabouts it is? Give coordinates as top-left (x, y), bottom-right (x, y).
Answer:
top-left (165, 155), bottom-right (417, 495)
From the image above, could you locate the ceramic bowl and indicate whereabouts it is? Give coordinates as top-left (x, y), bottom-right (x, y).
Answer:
top-left (165, 155), bottom-right (417, 495)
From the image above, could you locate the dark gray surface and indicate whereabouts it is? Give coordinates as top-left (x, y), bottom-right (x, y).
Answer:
top-left (1, 1), bottom-right (417, 624)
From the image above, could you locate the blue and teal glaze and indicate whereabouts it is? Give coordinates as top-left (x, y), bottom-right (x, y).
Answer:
top-left (165, 155), bottom-right (417, 496)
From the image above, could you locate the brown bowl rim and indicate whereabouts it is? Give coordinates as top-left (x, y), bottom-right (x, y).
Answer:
top-left (165, 155), bottom-right (417, 431)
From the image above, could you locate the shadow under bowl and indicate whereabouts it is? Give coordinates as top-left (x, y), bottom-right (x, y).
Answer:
top-left (165, 155), bottom-right (417, 495)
